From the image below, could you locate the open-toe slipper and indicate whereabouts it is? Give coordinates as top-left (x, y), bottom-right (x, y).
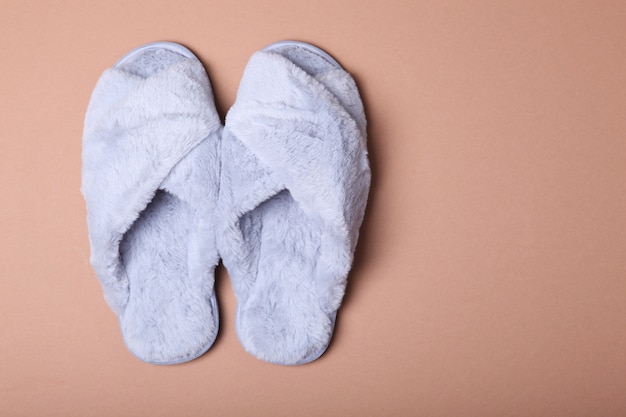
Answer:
top-left (82, 42), bottom-right (222, 364)
top-left (219, 40), bottom-right (370, 365)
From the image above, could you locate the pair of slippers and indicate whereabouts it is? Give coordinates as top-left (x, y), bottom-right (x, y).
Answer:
top-left (81, 40), bottom-right (370, 365)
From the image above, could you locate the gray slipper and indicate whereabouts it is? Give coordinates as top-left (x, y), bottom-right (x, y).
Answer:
top-left (218, 41), bottom-right (370, 365)
top-left (81, 42), bottom-right (222, 364)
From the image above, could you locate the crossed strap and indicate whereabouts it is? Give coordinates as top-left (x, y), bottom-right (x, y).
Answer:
top-left (81, 59), bottom-right (221, 314)
top-left (220, 51), bottom-right (371, 307)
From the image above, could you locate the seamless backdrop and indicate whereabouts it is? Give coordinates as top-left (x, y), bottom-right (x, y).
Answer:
top-left (1, 1), bottom-right (626, 416)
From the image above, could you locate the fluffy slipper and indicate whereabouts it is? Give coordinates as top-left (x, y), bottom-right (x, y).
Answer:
top-left (82, 42), bottom-right (222, 364)
top-left (218, 41), bottom-right (370, 365)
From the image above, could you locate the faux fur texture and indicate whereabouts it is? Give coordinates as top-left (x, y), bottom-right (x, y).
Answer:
top-left (81, 43), bottom-right (222, 364)
top-left (218, 44), bottom-right (370, 365)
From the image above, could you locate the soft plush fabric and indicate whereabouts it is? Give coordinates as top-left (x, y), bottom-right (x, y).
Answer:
top-left (81, 43), bottom-right (222, 364)
top-left (218, 42), bottom-right (370, 365)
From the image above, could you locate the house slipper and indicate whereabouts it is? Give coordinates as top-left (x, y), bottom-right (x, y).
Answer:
top-left (81, 42), bottom-right (222, 364)
top-left (219, 40), bottom-right (370, 365)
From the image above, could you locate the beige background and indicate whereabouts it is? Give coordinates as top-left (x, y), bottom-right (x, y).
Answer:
top-left (2, 1), bottom-right (626, 416)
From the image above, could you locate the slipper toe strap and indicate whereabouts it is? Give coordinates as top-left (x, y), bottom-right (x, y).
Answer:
top-left (82, 59), bottom-right (220, 314)
top-left (222, 52), bottom-right (370, 310)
